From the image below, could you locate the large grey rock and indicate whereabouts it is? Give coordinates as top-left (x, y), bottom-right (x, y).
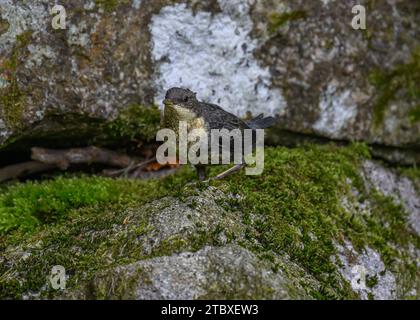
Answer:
top-left (362, 159), bottom-right (420, 234)
top-left (0, 0), bottom-right (155, 148)
top-left (68, 245), bottom-right (293, 299)
top-left (1, 160), bottom-right (418, 300)
top-left (334, 240), bottom-right (397, 300)
top-left (0, 0), bottom-right (418, 158)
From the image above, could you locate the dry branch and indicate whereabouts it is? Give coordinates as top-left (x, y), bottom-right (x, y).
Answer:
top-left (102, 157), bottom-right (156, 177)
top-left (0, 161), bottom-right (56, 183)
top-left (0, 147), bottom-right (163, 182)
top-left (31, 146), bottom-right (135, 170)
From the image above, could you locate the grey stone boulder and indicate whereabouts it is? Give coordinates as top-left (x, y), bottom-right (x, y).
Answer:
top-left (1, 158), bottom-right (418, 300)
top-left (1, 0), bottom-right (419, 162)
top-left (67, 245), bottom-right (294, 300)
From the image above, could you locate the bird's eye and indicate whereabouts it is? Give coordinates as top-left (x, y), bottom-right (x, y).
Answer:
top-left (183, 96), bottom-right (189, 102)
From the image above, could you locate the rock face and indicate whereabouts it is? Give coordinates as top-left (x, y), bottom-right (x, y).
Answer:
top-left (0, 0), bottom-right (153, 132)
top-left (362, 159), bottom-right (420, 234)
top-left (69, 245), bottom-right (293, 299)
top-left (0, 0), bottom-right (418, 159)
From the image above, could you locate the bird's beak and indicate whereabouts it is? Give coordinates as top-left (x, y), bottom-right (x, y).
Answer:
top-left (163, 99), bottom-right (173, 106)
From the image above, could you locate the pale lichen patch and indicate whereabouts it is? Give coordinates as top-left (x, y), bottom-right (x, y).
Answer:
top-left (132, 0), bottom-right (142, 10)
top-left (362, 160), bottom-right (420, 235)
top-left (24, 45), bottom-right (57, 69)
top-left (0, 1), bottom-right (48, 53)
top-left (334, 240), bottom-right (397, 300)
top-left (150, 1), bottom-right (286, 117)
top-left (314, 81), bottom-right (358, 139)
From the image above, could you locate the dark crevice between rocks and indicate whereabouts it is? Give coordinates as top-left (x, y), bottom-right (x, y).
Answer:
top-left (0, 114), bottom-right (418, 184)
top-left (266, 127), bottom-right (420, 167)
top-left (0, 112), bottom-right (162, 182)
top-left (0, 114), bottom-right (106, 167)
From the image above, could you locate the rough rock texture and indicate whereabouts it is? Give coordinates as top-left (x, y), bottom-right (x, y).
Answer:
top-left (0, 0), bottom-right (418, 161)
top-left (0, 0), bottom-right (155, 146)
top-left (252, 0), bottom-right (419, 147)
top-left (67, 245), bottom-right (293, 299)
top-left (362, 160), bottom-right (420, 234)
top-left (335, 240), bottom-right (397, 300)
top-left (0, 185), bottom-right (316, 300)
top-left (336, 159), bottom-right (419, 299)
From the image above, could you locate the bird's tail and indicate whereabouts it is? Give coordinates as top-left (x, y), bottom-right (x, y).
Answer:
top-left (247, 114), bottom-right (276, 129)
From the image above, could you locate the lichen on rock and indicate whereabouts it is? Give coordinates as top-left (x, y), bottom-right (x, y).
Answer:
top-left (150, 1), bottom-right (286, 117)
top-left (0, 0), bottom-right (419, 163)
top-left (0, 0), bottom-right (418, 301)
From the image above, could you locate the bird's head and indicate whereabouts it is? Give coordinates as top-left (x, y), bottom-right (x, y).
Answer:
top-left (164, 87), bottom-right (197, 105)
top-left (163, 87), bottom-right (198, 122)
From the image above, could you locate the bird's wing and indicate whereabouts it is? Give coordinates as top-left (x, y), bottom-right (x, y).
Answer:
top-left (198, 103), bottom-right (252, 159)
top-left (203, 103), bottom-right (250, 131)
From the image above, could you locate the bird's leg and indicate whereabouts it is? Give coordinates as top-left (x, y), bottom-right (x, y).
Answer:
top-left (191, 163), bottom-right (244, 185)
top-left (210, 163), bottom-right (245, 181)
top-left (195, 165), bottom-right (207, 181)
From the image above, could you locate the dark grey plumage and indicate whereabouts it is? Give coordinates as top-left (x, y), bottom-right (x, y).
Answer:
top-left (164, 87), bottom-right (275, 131)
top-left (162, 87), bottom-right (275, 180)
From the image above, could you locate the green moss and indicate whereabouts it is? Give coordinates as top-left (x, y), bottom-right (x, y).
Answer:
top-left (369, 47), bottom-right (420, 127)
top-left (220, 144), bottom-right (364, 298)
top-left (105, 104), bottom-right (161, 144)
top-left (408, 105), bottom-right (420, 123)
top-left (207, 143), bottom-right (417, 299)
top-left (0, 77), bottom-right (24, 130)
top-left (0, 204), bottom-right (148, 299)
top-left (95, 0), bottom-right (129, 12)
top-left (0, 31), bottom-right (32, 131)
top-left (365, 0), bottom-right (378, 11)
top-left (267, 10), bottom-right (306, 33)
top-left (0, 168), bottom-right (195, 299)
top-left (399, 166), bottom-right (420, 181)
top-left (0, 176), bottom-right (146, 234)
top-left (198, 267), bottom-right (277, 300)
top-left (367, 192), bottom-right (417, 260)
top-left (0, 18), bottom-right (9, 35)
top-left (91, 266), bottom-right (152, 299)
top-left (0, 143), bottom-right (417, 299)
top-left (0, 165), bottom-right (195, 236)
top-left (396, 166), bottom-right (419, 194)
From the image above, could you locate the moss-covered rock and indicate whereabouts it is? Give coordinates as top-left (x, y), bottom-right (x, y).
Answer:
top-left (252, 0), bottom-right (420, 148)
top-left (1, 0), bottom-right (418, 163)
top-left (0, 104), bottom-right (161, 167)
top-left (0, 0), bottom-right (157, 147)
top-left (65, 245), bottom-right (300, 300)
top-left (0, 145), bottom-right (418, 299)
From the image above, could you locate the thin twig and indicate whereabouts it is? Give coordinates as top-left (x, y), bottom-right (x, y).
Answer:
top-left (102, 157), bottom-right (156, 177)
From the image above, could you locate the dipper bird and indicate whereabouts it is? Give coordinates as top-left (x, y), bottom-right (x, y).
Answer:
top-left (162, 87), bottom-right (275, 181)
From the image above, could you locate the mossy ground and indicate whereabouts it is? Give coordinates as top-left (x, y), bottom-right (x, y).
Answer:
top-left (0, 167), bottom-right (195, 299)
top-left (0, 18), bottom-right (9, 35)
top-left (211, 143), bottom-right (418, 298)
top-left (398, 167), bottom-right (420, 195)
top-left (408, 107), bottom-right (420, 123)
top-left (0, 144), bottom-right (418, 299)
